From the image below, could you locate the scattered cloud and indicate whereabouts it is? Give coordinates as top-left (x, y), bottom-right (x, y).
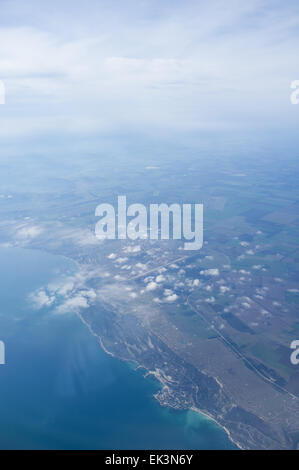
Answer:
top-left (29, 289), bottom-right (55, 308)
top-left (15, 225), bottom-right (43, 240)
top-left (146, 281), bottom-right (158, 291)
top-left (164, 293), bottom-right (178, 302)
top-left (200, 268), bottom-right (219, 276)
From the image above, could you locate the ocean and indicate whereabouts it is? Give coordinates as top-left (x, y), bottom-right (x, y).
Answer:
top-left (0, 245), bottom-right (235, 449)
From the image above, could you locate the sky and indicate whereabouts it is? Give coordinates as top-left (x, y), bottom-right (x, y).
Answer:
top-left (0, 0), bottom-right (298, 141)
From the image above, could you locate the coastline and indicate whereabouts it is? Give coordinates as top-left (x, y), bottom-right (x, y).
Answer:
top-left (190, 406), bottom-right (243, 450)
top-left (76, 310), bottom-right (241, 450)
top-left (1, 244), bottom-right (242, 450)
top-left (1, 243), bottom-right (243, 450)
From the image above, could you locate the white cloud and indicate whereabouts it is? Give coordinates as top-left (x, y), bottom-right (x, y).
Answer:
top-left (200, 268), bottom-right (219, 276)
top-left (165, 293), bottom-right (178, 302)
top-left (158, 267), bottom-right (167, 273)
top-left (129, 292), bottom-right (138, 299)
top-left (115, 257), bottom-right (128, 264)
top-left (220, 285), bottom-right (230, 293)
top-left (136, 262), bottom-right (147, 270)
top-left (53, 281), bottom-right (74, 296)
top-left (29, 263), bottom-right (100, 317)
top-left (164, 289), bottom-right (173, 296)
top-left (1, 1), bottom-right (299, 138)
top-left (56, 295), bottom-right (89, 314)
top-left (29, 289), bottom-right (55, 308)
top-left (15, 225), bottom-right (43, 240)
top-left (146, 281), bottom-right (158, 291)
top-left (242, 302), bottom-right (251, 309)
top-left (123, 245), bottom-right (141, 253)
top-left (81, 289), bottom-right (97, 300)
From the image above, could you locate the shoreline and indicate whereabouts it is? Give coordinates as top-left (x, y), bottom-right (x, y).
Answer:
top-left (190, 406), bottom-right (243, 450)
top-left (76, 310), bottom-right (242, 450)
top-left (4, 244), bottom-right (243, 451)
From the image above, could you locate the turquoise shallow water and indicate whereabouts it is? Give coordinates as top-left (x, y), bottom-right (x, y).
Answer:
top-left (0, 245), bottom-right (235, 449)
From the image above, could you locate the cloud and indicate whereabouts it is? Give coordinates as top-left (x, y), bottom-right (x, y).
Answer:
top-left (164, 293), bottom-right (178, 302)
top-left (129, 292), bottom-right (138, 299)
top-left (220, 285), bottom-right (230, 293)
top-left (73, 230), bottom-right (100, 246)
top-left (55, 227), bottom-right (100, 247)
top-left (164, 289), bottom-right (173, 296)
top-left (29, 289), bottom-right (55, 308)
top-left (136, 262), bottom-right (147, 270)
top-left (146, 281), bottom-right (158, 291)
top-left (15, 225), bottom-right (43, 240)
top-left (1, 0), bottom-right (299, 138)
top-left (242, 302), bottom-right (251, 308)
top-left (56, 295), bottom-right (89, 314)
top-left (29, 266), bottom-right (98, 314)
top-left (114, 274), bottom-right (125, 281)
top-left (200, 268), bottom-right (219, 276)
top-left (54, 281), bottom-right (75, 296)
top-left (115, 257), bottom-right (128, 264)
top-left (123, 245), bottom-right (141, 253)
top-left (81, 289), bottom-right (97, 300)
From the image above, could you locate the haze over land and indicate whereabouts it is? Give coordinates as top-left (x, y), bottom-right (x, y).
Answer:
top-left (0, 0), bottom-right (299, 450)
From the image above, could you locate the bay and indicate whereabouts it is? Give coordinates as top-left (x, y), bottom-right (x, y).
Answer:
top-left (0, 245), bottom-right (235, 449)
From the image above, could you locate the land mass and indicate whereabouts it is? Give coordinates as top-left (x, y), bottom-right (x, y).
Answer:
top-left (1, 151), bottom-right (298, 449)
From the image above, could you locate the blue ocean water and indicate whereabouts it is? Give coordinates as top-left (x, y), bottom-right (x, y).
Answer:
top-left (0, 245), bottom-right (235, 449)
